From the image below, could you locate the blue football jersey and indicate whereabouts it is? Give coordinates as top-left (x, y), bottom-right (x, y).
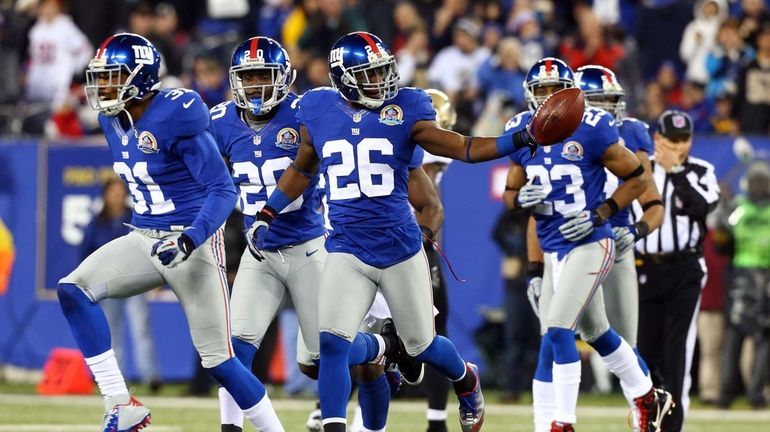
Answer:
top-left (507, 106), bottom-right (619, 258)
top-left (296, 87), bottom-right (436, 268)
top-left (209, 93), bottom-right (325, 250)
top-left (98, 88), bottom-right (236, 248)
top-left (604, 117), bottom-right (653, 228)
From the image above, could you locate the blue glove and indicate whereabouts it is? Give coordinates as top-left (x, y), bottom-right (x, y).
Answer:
top-left (245, 207), bottom-right (276, 261)
top-left (516, 184), bottom-right (548, 208)
top-left (151, 233), bottom-right (195, 268)
top-left (558, 210), bottom-right (597, 242)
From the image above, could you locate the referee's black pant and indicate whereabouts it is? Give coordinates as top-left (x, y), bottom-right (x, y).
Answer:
top-left (637, 253), bottom-right (705, 432)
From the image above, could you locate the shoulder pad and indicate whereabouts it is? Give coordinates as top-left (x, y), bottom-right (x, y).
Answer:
top-left (158, 88), bottom-right (210, 137)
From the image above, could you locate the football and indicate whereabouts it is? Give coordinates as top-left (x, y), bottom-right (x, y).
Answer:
top-left (530, 87), bottom-right (585, 146)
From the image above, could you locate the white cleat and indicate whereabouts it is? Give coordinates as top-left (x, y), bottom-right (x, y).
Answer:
top-left (100, 395), bottom-right (151, 432)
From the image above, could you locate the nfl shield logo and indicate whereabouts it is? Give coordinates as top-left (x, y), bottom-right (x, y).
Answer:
top-left (673, 115), bottom-right (686, 128)
top-left (121, 135), bottom-right (128, 146)
top-left (353, 113), bottom-right (363, 123)
top-left (253, 135), bottom-right (262, 145)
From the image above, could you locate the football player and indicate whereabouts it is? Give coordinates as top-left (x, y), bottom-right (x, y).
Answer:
top-left (246, 31), bottom-right (546, 432)
top-left (574, 64), bottom-right (665, 427)
top-left (502, 57), bottom-right (672, 432)
top-left (59, 33), bottom-right (283, 432)
top-left (211, 37), bottom-right (439, 432)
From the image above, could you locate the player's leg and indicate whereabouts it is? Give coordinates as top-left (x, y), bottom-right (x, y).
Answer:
top-left (544, 239), bottom-right (615, 427)
top-left (57, 231), bottom-right (163, 430)
top-left (165, 229), bottom-right (282, 431)
top-left (353, 362), bottom-right (390, 432)
top-left (532, 255), bottom-right (556, 432)
top-left (219, 248), bottom-right (288, 431)
top-left (378, 248), bottom-right (483, 432)
top-left (124, 294), bottom-right (161, 387)
top-left (317, 252), bottom-right (379, 432)
top-left (423, 246), bottom-right (451, 432)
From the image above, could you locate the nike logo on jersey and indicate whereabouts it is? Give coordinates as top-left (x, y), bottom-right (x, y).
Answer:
top-left (183, 99), bottom-right (194, 109)
top-left (306, 249), bottom-right (318, 257)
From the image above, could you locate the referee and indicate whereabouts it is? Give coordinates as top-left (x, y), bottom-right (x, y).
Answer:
top-left (633, 110), bottom-right (720, 432)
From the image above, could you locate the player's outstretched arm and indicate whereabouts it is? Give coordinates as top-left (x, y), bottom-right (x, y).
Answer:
top-left (599, 143), bottom-right (646, 223)
top-left (407, 166), bottom-right (444, 239)
top-left (412, 120), bottom-right (535, 163)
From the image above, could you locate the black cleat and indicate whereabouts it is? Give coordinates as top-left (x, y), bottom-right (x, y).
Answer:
top-left (221, 424), bottom-right (243, 432)
top-left (381, 319), bottom-right (425, 385)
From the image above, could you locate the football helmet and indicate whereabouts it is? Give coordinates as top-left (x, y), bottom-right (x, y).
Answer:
top-left (230, 36), bottom-right (296, 116)
top-left (574, 65), bottom-right (625, 121)
top-left (328, 32), bottom-right (399, 109)
top-left (426, 89), bottom-right (457, 130)
top-left (523, 57), bottom-right (574, 111)
top-left (85, 33), bottom-right (161, 116)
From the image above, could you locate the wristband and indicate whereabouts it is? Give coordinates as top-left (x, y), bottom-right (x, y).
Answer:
top-left (264, 189), bottom-right (292, 214)
top-left (642, 199), bottom-right (663, 211)
top-left (465, 136), bottom-right (475, 163)
top-left (419, 225), bottom-right (435, 241)
top-left (632, 221), bottom-right (650, 240)
top-left (604, 197), bottom-right (620, 217)
top-left (257, 206), bottom-right (277, 223)
top-left (527, 261), bottom-right (544, 278)
top-left (495, 134), bottom-right (515, 156)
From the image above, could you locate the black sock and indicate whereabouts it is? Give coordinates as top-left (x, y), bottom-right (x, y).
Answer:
top-left (427, 420), bottom-right (448, 432)
top-left (221, 425), bottom-right (243, 432)
top-left (323, 423), bottom-right (346, 432)
top-left (452, 364), bottom-right (476, 394)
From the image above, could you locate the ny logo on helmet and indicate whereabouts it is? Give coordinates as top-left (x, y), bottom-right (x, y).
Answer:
top-left (330, 48), bottom-right (344, 69)
top-left (132, 45), bottom-right (154, 65)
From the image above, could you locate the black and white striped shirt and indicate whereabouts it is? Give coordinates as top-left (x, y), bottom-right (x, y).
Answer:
top-left (633, 156), bottom-right (721, 255)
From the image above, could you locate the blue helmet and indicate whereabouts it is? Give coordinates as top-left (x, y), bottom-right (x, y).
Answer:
top-left (229, 36), bottom-right (295, 116)
top-left (328, 32), bottom-right (399, 109)
top-left (85, 33), bottom-right (161, 116)
top-left (523, 57), bottom-right (574, 111)
top-left (574, 65), bottom-right (625, 121)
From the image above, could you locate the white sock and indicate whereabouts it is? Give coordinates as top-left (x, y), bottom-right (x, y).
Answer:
top-left (552, 362), bottom-right (581, 424)
top-left (373, 334), bottom-right (386, 359)
top-left (601, 339), bottom-right (653, 399)
top-left (533, 379), bottom-right (556, 432)
top-left (427, 408), bottom-right (447, 421)
top-left (218, 387), bottom-right (244, 428)
top-left (350, 405), bottom-right (364, 432)
top-left (85, 349), bottom-right (128, 399)
top-left (244, 394), bottom-right (284, 432)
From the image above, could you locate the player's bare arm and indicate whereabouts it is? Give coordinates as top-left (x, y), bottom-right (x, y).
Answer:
top-left (274, 125), bottom-right (320, 202)
top-left (526, 215), bottom-right (544, 264)
top-left (598, 143), bottom-right (646, 223)
top-left (422, 162), bottom-right (446, 186)
top-left (503, 163), bottom-right (528, 209)
top-left (634, 151), bottom-right (664, 236)
top-left (408, 166), bottom-right (444, 238)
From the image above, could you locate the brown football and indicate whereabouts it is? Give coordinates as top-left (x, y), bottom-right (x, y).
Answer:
top-left (530, 87), bottom-right (585, 146)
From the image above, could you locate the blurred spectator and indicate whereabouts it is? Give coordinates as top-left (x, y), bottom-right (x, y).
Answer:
top-left (81, 178), bottom-right (162, 393)
top-left (390, 0), bottom-right (423, 55)
top-left (294, 54), bottom-right (331, 93)
top-left (710, 93), bottom-right (739, 134)
top-left (427, 18), bottom-right (489, 101)
top-left (656, 61), bottom-right (683, 107)
top-left (509, 9), bottom-right (549, 71)
top-left (697, 227), bottom-right (729, 404)
top-left (189, 54), bottom-right (229, 107)
top-left (477, 37), bottom-right (526, 108)
top-left (715, 162), bottom-right (770, 408)
top-left (150, 3), bottom-right (187, 77)
top-left (0, 2), bottom-right (30, 105)
top-left (258, 0), bottom-right (294, 42)
top-left (430, 0), bottom-right (469, 51)
top-left (559, 9), bottom-right (625, 70)
top-left (734, 23), bottom-right (770, 134)
top-left (125, 1), bottom-right (154, 37)
top-left (680, 0), bottom-right (727, 84)
top-left (396, 28), bottom-right (430, 87)
top-left (68, 0), bottom-right (129, 48)
top-left (355, 0), bottom-right (396, 47)
top-left (480, 22), bottom-right (502, 52)
top-left (638, 82), bottom-right (666, 125)
top-left (737, 0), bottom-right (770, 49)
top-left (636, 0), bottom-right (695, 79)
top-left (298, 0), bottom-right (366, 56)
top-left (23, 0), bottom-right (92, 134)
top-left (706, 18), bottom-right (755, 100)
top-left (679, 81), bottom-right (714, 133)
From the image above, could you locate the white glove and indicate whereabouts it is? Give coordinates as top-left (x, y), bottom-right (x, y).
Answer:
top-left (612, 226), bottom-right (636, 261)
top-left (151, 233), bottom-right (195, 269)
top-left (245, 219), bottom-right (270, 261)
top-left (559, 210), bottom-right (596, 242)
top-left (517, 184), bottom-right (548, 208)
top-left (527, 277), bottom-right (542, 318)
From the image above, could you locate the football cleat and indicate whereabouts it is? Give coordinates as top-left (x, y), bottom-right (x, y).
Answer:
top-left (385, 363), bottom-right (403, 395)
top-left (100, 395), bottom-right (151, 432)
top-left (634, 388), bottom-right (674, 432)
top-left (550, 421), bottom-right (575, 432)
top-left (457, 363), bottom-right (485, 432)
top-left (221, 424), bottom-right (243, 432)
top-left (305, 401), bottom-right (322, 432)
top-left (381, 319), bottom-right (425, 385)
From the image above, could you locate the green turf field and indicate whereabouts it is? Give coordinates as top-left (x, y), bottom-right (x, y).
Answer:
top-left (1, 384), bottom-right (769, 431)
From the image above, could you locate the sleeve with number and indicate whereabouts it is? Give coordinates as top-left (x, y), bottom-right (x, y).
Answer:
top-left (585, 108), bottom-right (620, 162)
